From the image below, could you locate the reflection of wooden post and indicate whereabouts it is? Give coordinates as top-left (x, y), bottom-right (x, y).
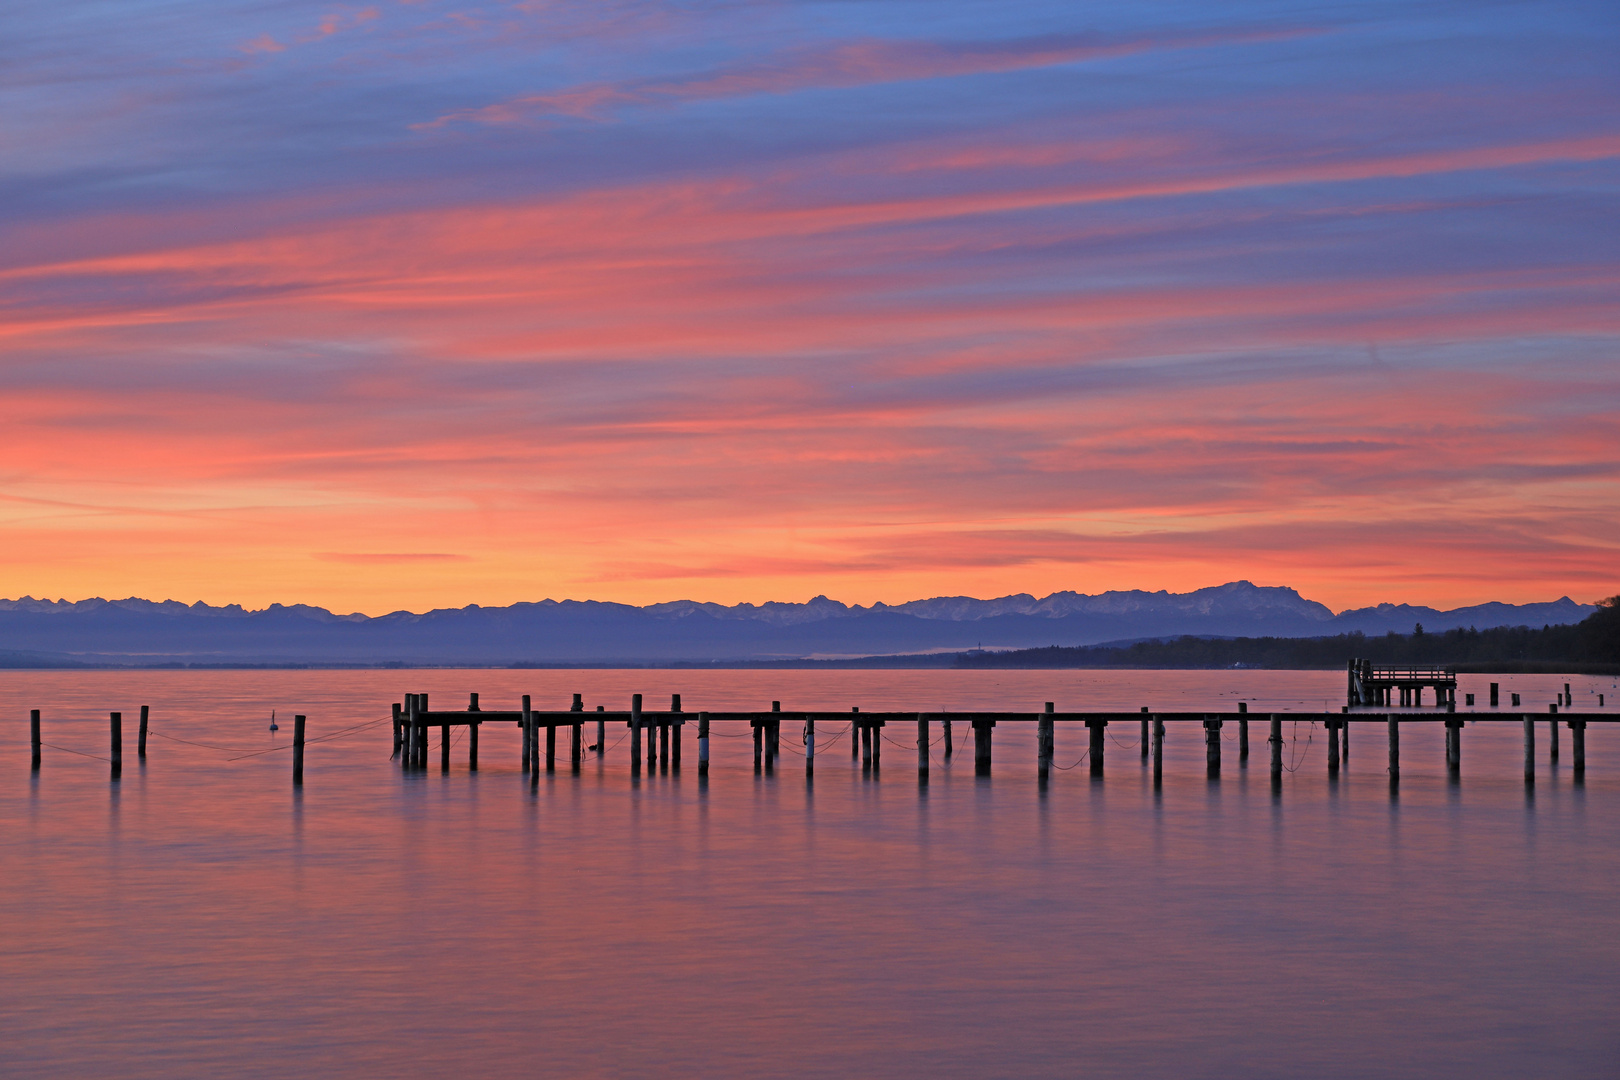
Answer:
top-left (110, 712), bottom-right (122, 781)
top-left (293, 714), bottom-right (306, 785)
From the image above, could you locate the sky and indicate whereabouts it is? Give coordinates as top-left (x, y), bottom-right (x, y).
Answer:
top-left (1, 0), bottom-right (1617, 616)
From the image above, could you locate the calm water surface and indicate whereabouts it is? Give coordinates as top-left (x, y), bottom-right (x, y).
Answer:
top-left (2, 669), bottom-right (1617, 1079)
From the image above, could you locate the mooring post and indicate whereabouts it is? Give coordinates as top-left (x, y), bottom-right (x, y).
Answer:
top-left (546, 721), bottom-right (557, 773)
top-left (1140, 707), bottom-right (1149, 760)
top-left (1523, 715), bottom-right (1535, 784)
top-left (1038, 702), bottom-right (1053, 783)
top-left (1387, 714), bottom-right (1399, 782)
top-left (659, 720), bottom-right (669, 770)
top-left (859, 720), bottom-right (871, 770)
top-left (1152, 715), bottom-right (1164, 783)
top-left (441, 718), bottom-right (451, 772)
top-left (1446, 717), bottom-right (1462, 776)
top-left (630, 694), bottom-right (643, 774)
top-left (293, 714), bottom-right (306, 785)
top-left (469, 692), bottom-right (479, 711)
top-left (972, 719), bottom-right (994, 776)
top-left (1270, 713), bottom-right (1283, 780)
top-left (1570, 719), bottom-right (1586, 778)
top-left (404, 695), bottom-right (415, 768)
top-left (570, 722), bottom-right (581, 771)
top-left (110, 712), bottom-right (122, 781)
top-left (917, 714), bottom-right (928, 783)
top-left (1326, 718), bottom-right (1340, 775)
top-left (1238, 702), bottom-right (1248, 762)
top-left (1087, 717), bottom-right (1105, 777)
top-left (753, 719), bottom-right (763, 771)
top-left (871, 720), bottom-right (882, 770)
top-left (1341, 715), bottom-right (1349, 762)
top-left (521, 695), bottom-right (532, 773)
top-left (31, 709), bottom-right (41, 771)
top-left (139, 705), bottom-right (149, 760)
top-left (851, 708), bottom-right (859, 760)
top-left (417, 693), bottom-right (428, 768)
top-left (805, 715), bottom-right (815, 777)
top-left (469, 720), bottom-right (479, 771)
top-left (671, 695), bottom-right (682, 772)
top-left (646, 714), bottom-right (657, 769)
top-left (698, 712), bottom-right (710, 777)
top-left (943, 717), bottom-right (953, 759)
top-left (392, 703), bottom-right (403, 759)
top-left (1204, 717), bottom-right (1221, 778)
top-left (1550, 711), bottom-right (1560, 764)
top-left (596, 708), bottom-right (605, 756)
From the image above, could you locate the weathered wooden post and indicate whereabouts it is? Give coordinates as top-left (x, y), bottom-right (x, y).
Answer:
top-left (469, 719), bottom-right (479, 771)
top-left (521, 695), bottom-right (532, 774)
top-left (570, 722), bottom-right (581, 771)
top-left (1341, 714), bottom-right (1349, 762)
top-left (1238, 702), bottom-right (1248, 762)
top-left (31, 709), bottom-right (41, 771)
top-left (1140, 707), bottom-right (1149, 761)
top-left (468, 692), bottom-right (479, 711)
top-left (917, 714), bottom-right (928, 783)
top-left (645, 713), bottom-right (657, 768)
top-left (859, 720), bottom-right (871, 770)
top-left (417, 693), bottom-right (428, 768)
top-left (1326, 718), bottom-right (1340, 775)
top-left (805, 715), bottom-right (815, 777)
top-left (110, 712), bottom-right (122, 780)
top-left (1038, 703), bottom-right (1053, 783)
top-left (1569, 718), bottom-right (1586, 778)
top-left (943, 717), bottom-right (953, 759)
top-left (972, 718), bottom-right (994, 776)
top-left (754, 719), bottom-right (764, 771)
top-left (1523, 715), bottom-right (1535, 783)
top-left (698, 712), bottom-right (710, 777)
top-left (1270, 714), bottom-right (1283, 780)
top-left (1387, 714), bottom-right (1399, 782)
top-left (671, 695), bottom-right (681, 772)
top-left (1446, 717), bottom-right (1462, 776)
top-left (546, 720), bottom-right (557, 773)
top-left (139, 705), bottom-right (149, 760)
top-left (1087, 717), bottom-right (1105, 777)
top-left (1204, 717), bottom-right (1221, 777)
top-left (293, 714), bottom-right (306, 785)
top-left (631, 694), bottom-right (643, 775)
top-left (1152, 715), bottom-right (1164, 783)
top-left (596, 709), bottom-right (605, 756)
top-left (392, 703), bottom-right (403, 759)
top-left (404, 695), bottom-right (416, 768)
top-left (869, 719), bottom-right (880, 770)
top-left (1550, 711), bottom-right (1560, 764)
top-left (658, 718), bottom-right (669, 769)
top-left (851, 708), bottom-right (859, 760)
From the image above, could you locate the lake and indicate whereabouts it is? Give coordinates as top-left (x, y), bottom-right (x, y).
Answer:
top-left (2, 668), bottom-right (1617, 1079)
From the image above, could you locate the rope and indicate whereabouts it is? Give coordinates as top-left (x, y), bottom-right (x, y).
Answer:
top-left (1052, 747), bottom-right (1092, 771)
top-left (39, 741), bottom-right (112, 763)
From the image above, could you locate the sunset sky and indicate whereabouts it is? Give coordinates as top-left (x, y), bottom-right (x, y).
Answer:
top-left (3, 1), bottom-right (1617, 615)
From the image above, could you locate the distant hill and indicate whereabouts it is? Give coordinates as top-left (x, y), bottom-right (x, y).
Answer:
top-left (0, 582), bottom-right (1597, 666)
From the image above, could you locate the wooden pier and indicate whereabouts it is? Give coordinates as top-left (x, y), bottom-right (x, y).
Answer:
top-left (390, 692), bottom-right (1608, 786)
top-left (1347, 659), bottom-right (1458, 708)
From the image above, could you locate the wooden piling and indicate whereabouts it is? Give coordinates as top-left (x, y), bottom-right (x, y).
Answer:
top-left (110, 712), bottom-right (122, 780)
top-left (1341, 716), bottom-right (1349, 762)
top-left (417, 694), bottom-right (428, 768)
top-left (1570, 719), bottom-right (1586, 778)
top-left (754, 720), bottom-right (763, 770)
top-left (972, 719), bottom-right (994, 776)
top-left (469, 720), bottom-right (479, 771)
top-left (698, 712), bottom-right (710, 777)
top-left (596, 712), bottom-right (605, 756)
top-left (547, 722), bottom-right (557, 773)
top-left (441, 717), bottom-right (450, 772)
top-left (1270, 713), bottom-right (1283, 779)
top-left (1038, 702), bottom-right (1053, 783)
top-left (806, 715), bottom-right (815, 777)
top-left (139, 705), bottom-right (149, 760)
top-left (869, 720), bottom-right (879, 770)
top-left (1490, 682), bottom-right (1499, 707)
top-left (1238, 702), bottom-right (1248, 762)
top-left (943, 717), bottom-right (953, 759)
top-left (851, 708), bottom-right (860, 760)
top-left (521, 695), bottom-right (532, 774)
top-left (1387, 714), bottom-right (1399, 782)
top-left (1326, 718), bottom-right (1339, 775)
top-left (1523, 715), bottom-right (1534, 783)
top-left (1446, 718), bottom-right (1462, 776)
top-left (671, 696), bottom-right (681, 772)
top-left (404, 695), bottom-right (416, 767)
top-left (31, 709), bottom-right (41, 770)
top-left (293, 714), bottom-right (305, 785)
top-left (860, 721), bottom-right (871, 769)
top-left (916, 714), bottom-right (927, 782)
top-left (658, 721), bottom-right (669, 769)
top-left (1152, 715), bottom-right (1164, 783)
top-left (1140, 707), bottom-right (1149, 761)
top-left (468, 692), bottom-right (479, 711)
top-left (1087, 717), bottom-right (1105, 777)
top-left (631, 694), bottom-right (643, 774)
top-left (392, 703), bottom-right (403, 758)
top-left (1204, 717), bottom-right (1220, 777)
top-left (1550, 713), bottom-right (1560, 763)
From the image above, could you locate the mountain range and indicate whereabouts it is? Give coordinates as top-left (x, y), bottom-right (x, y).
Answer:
top-left (0, 582), bottom-right (1596, 666)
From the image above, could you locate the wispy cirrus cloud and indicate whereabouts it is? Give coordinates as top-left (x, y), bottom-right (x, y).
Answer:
top-left (422, 26), bottom-right (1320, 128)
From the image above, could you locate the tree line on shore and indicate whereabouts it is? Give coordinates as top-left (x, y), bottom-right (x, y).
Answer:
top-left (954, 595), bottom-right (1620, 671)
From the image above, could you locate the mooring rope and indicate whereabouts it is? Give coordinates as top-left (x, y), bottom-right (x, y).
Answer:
top-left (38, 741), bottom-right (112, 763)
